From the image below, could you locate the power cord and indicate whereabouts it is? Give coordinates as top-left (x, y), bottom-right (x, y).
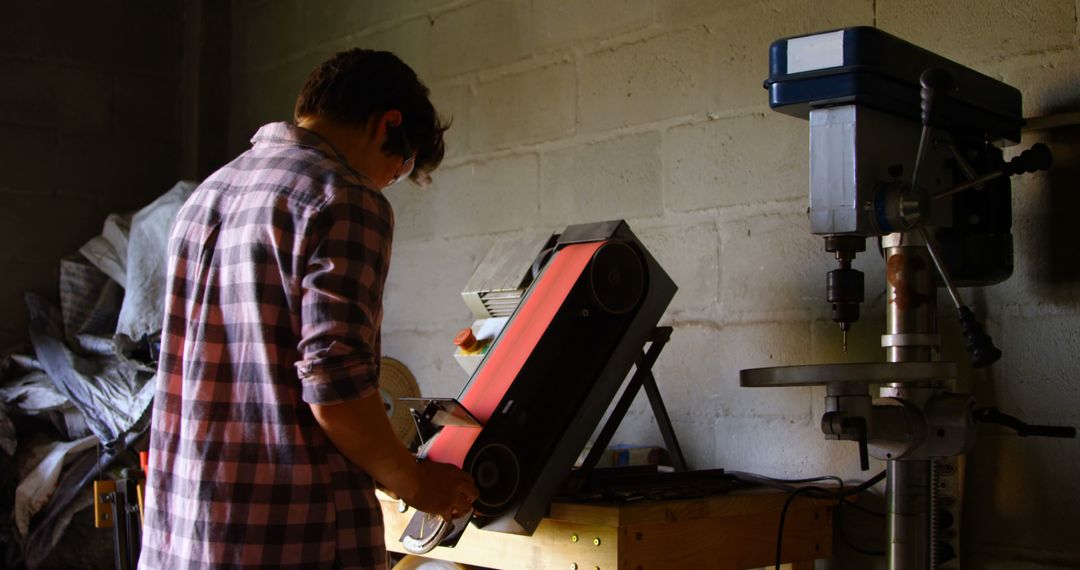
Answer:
top-left (776, 486), bottom-right (820, 569)
top-left (729, 470), bottom-right (886, 569)
top-left (836, 501), bottom-right (886, 556)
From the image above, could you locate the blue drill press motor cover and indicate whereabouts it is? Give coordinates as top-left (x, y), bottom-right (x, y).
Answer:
top-left (764, 26), bottom-right (1023, 144)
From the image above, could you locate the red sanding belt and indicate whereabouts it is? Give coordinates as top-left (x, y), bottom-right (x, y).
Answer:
top-left (425, 241), bottom-right (605, 468)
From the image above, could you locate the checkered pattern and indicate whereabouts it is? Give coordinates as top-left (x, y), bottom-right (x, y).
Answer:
top-left (140, 122), bottom-right (393, 569)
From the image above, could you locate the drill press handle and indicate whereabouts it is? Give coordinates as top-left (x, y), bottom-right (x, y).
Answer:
top-left (910, 66), bottom-right (1053, 369)
top-left (956, 306), bottom-right (1002, 369)
top-left (920, 67), bottom-right (954, 127)
top-left (975, 407), bottom-right (1078, 438)
top-left (933, 142), bottom-right (1054, 200)
top-left (1002, 142), bottom-right (1053, 176)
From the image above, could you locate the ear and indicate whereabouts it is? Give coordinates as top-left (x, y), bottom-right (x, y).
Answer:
top-left (379, 110), bottom-right (404, 133)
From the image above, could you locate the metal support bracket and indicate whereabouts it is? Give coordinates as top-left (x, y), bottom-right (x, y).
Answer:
top-left (576, 326), bottom-right (688, 483)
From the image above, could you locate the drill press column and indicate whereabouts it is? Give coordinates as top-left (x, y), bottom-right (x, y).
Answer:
top-left (882, 231), bottom-right (939, 569)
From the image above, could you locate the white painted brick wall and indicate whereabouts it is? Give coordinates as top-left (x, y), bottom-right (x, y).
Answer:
top-left (381, 328), bottom-right (473, 400)
top-left (962, 431), bottom-right (1080, 569)
top-left (718, 207), bottom-right (821, 322)
top-left (429, 154), bottom-right (541, 237)
top-left (428, 80), bottom-right (471, 160)
top-left (664, 322), bottom-right (816, 422)
top-left (231, 0), bottom-right (308, 71)
top-left (430, 0), bottom-right (533, 78)
top-left (579, 27), bottom-right (709, 132)
top-left (229, 1), bottom-right (1080, 565)
top-left (994, 314), bottom-right (1080, 418)
top-left (654, 0), bottom-right (757, 28)
top-left (303, 0), bottom-right (445, 51)
top-left (530, 0), bottom-right (655, 53)
top-left (382, 235), bottom-right (487, 333)
top-left (633, 221), bottom-right (721, 317)
top-left (470, 61), bottom-right (576, 150)
top-left (540, 131), bottom-right (663, 225)
top-left (996, 50), bottom-right (1080, 118)
top-left (704, 0), bottom-right (875, 113)
top-left (665, 112), bottom-right (808, 212)
top-left (876, 0), bottom-right (1076, 64)
top-left (351, 18), bottom-right (434, 81)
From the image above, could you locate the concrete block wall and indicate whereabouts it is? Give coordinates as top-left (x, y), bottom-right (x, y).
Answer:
top-left (0, 1), bottom-right (186, 349)
top-left (229, 1), bottom-right (1080, 567)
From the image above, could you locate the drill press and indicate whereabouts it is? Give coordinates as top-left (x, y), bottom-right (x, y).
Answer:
top-left (741, 27), bottom-right (1074, 569)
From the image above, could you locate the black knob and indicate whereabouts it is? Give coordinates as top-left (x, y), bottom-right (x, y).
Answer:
top-left (957, 306), bottom-right (1001, 368)
top-left (920, 68), bottom-right (954, 127)
top-left (1003, 142), bottom-right (1053, 176)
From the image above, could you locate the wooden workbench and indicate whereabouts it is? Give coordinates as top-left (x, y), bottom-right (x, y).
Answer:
top-left (380, 489), bottom-right (832, 569)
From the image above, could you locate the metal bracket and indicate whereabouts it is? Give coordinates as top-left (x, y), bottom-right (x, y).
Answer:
top-left (93, 479), bottom-right (116, 529)
top-left (576, 326), bottom-right (688, 483)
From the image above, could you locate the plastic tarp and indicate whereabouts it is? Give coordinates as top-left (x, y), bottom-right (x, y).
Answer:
top-left (114, 180), bottom-right (195, 343)
top-left (0, 369), bottom-right (88, 440)
top-left (58, 255), bottom-right (122, 351)
top-left (78, 180), bottom-right (195, 343)
top-left (16, 431), bottom-right (140, 569)
top-left (78, 212), bottom-right (132, 290)
top-left (0, 402), bottom-right (14, 458)
top-left (0, 181), bottom-right (193, 567)
top-left (13, 434), bottom-right (97, 540)
top-left (25, 293), bottom-right (154, 446)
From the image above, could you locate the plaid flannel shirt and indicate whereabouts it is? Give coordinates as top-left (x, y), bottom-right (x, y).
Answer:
top-left (141, 122), bottom-right (393, 569)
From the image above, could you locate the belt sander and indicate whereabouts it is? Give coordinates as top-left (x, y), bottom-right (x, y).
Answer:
top-left (400, 220), bottom-right (677, 553)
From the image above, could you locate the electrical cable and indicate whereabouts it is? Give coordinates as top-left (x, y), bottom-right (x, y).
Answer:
top-left (728, 471), bottom-right (844, 491)
top-left (838, 508), bottom-right (886, 556)
top-left (729, 470), bottom-right (887, 570)
top-left (836, 496), bottom-right (886, 556)
top-left (775, 485), bottom-right (818, 570)
top-left (841, 497), bottom-right (885, 517)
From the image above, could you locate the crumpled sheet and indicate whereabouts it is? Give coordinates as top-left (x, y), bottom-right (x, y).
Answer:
top-left (116, 180), bottom-right (195, 343)
top-left (59, 255), bottom-right (123, 348)
top-left (21, 428), bottom-right (144, 569)
top-left (0, 390), bottom-right (145, 569)
top-left (78, 212), bottom-right (132, 291)
top-left (25, 293), bottom-right (154, 446)
top-left (0, 401), bottom-right (14, 458)
top-left (1, 181), bottom-right (192, 568)
top-left (0, 369), bottom-right (89, 440)
top-left (14, 435), bottom-right (97, 540)
top-left (78, 180), bottom-right (195, 343)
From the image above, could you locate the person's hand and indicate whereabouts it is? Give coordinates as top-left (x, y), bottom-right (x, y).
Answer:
top-left (398, 460), bottom-right (478, 521)
top-left (309, 392), bottom-right (477, 520)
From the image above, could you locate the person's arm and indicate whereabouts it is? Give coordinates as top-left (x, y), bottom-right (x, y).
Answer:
top-left (310, 392), bottom-right (477, 520)
top-left (296, 189), bottom-right (475, 520)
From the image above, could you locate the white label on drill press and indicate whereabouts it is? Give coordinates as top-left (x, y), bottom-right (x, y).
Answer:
top-left (787, 30), bottom-right (845, 74)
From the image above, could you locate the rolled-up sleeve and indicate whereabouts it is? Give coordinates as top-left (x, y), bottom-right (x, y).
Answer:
top-left (295, 186), bottom-right (393, 404)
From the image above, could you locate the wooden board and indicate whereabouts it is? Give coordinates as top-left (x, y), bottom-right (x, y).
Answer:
top-left (381, 490), bottom-right (832, 570)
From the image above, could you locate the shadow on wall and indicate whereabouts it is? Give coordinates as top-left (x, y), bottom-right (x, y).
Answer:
top-left (1031, 123), bottom-right (1080, 294)
top-left (961, 106), bottom-right (1080, 565)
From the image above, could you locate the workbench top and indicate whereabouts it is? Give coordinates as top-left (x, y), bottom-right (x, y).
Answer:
top-left (380, 488), bottom-right (832, 570)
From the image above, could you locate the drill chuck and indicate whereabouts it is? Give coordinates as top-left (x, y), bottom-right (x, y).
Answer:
top-left (828, 266), bottom-right (865, 329)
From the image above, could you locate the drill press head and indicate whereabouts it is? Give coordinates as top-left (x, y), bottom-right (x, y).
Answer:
top-left (764, 27), bottom-right (1024, 339)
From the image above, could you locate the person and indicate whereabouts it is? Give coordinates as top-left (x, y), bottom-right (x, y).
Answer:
top-left (140, 49), bottom-right (478, 569)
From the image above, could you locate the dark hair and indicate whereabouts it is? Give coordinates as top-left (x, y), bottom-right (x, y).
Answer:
top-left (295, 49), bottom-right (449, 185)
